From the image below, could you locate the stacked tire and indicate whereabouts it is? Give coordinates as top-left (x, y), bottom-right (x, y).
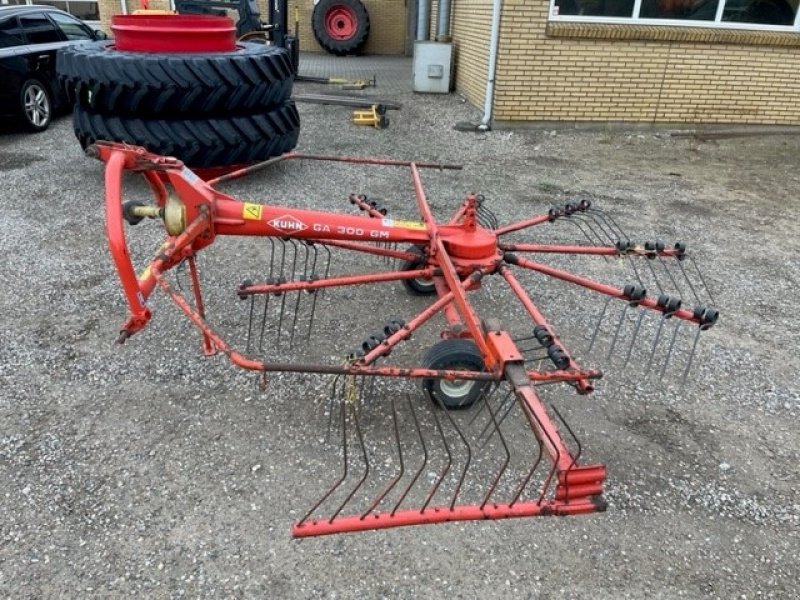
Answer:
top-left (57, 41), bottom-right (300, 167)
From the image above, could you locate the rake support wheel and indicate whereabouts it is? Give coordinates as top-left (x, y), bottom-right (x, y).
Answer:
top-left (312, 0), bottom-right (370, 56)
top-left (421, 339), bottom-right (489, 409)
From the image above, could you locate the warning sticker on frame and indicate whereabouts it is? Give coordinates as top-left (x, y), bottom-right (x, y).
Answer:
top-left (382, 218), bottom-right (426, 230)
top-left (242, 203), bottom-right (263, 220)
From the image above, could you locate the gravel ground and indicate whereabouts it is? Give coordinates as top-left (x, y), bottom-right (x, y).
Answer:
top-left (0, 87), bottom-right (798, 599)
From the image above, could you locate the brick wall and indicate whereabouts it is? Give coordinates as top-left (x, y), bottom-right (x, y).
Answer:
top-left (440, 0), bottom-right (493, 109)
top-left (97, 0), bottom-right (406, 54)
top-left (490, 0), bottom-right (800, 125)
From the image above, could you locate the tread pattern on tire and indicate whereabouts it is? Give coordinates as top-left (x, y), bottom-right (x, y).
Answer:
top-left (73, 100), bottom-right (300, 167)
top-left (312, 0), bottom-right (370, 56)
top-left (58, 41), bottom-right (295, 117)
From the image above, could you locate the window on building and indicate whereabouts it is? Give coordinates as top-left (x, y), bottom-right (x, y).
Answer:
top-left (0, 0), bottom-right (100, 23)
top-left (552, 0), bottom-right (799, 28)
top-left (19, 13), bottom-right (61, 43)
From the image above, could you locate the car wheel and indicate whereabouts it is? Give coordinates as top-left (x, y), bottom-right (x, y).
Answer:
top-left (20, 79), bottom-right (52, 132)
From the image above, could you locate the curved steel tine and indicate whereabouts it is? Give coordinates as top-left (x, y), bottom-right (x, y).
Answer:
top-left (306, 243), bottom-right (320, 343)
top-left (566, 215), bottom-right (610, 254)
top-left (421, 403), bottom-right (452, 513)
top-left (575, 212), bottom-right (618, 245)
top-left (245, 292), bottom-right (255, 353)
top-left (361, 396), bottom-right (404, 518)
top-left (587, 296), bottom-right (613, 353)
top-left (391, 395), bottom-right (427, 516)
top-left (325, 376), bottom-right (341, 442)
top-left (624, 255), bottom-right (646, 289)
top-left (479, 397), bottom-right (511, 509)
top-left (510, 437), bottom-right (543, 507)
top-left (687, 255), bottom-right (716, 305)
top-left (276, 239), bottom-right (299, 347)
top-left (645, 317), bottom-right (667, 375)
top-left (471, 386), bottom-right (509, 430)
top-left (606, 304), bottom-right (629, 359)
top-left (289, 242), bottom-right (312, 348)
top-left (622, 310), bottom-right (646, 369)
top-left (552, 405), bottom-right (581, 468)
top-left (257, 238), bottom-right (277, 352)
top-left (680, 327), bottom-right (702, 388)
top-left (479, 392), bottom-right (517, 448)
top-left (643, 256), bottom-right (665, 296)
top-left (588, 208), bottom-right (628, 241)
top-left (432, 395), bottom-right (471, 510)
top-left (658, 321), bottom-right (682, 381)
top-left (320, 244), bottom-right (332, 297)
top-left (551, 405), bottom-right (582, 504)
top-left (515, 396), bottom-right (560, 505)
top-left (657, 255), bottom-right (686, 300)
top-left (329, 403), bottom-right (370, 523)
top-left (297, 397), bottom-right (347, 526)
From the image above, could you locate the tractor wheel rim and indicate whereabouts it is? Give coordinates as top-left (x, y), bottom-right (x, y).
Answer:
top-left (324, 5), bottom-right (358, 41)
top-left (439, 378), bottom-right (475, 400)
top-left (24, 84), bottom-right (49, 127)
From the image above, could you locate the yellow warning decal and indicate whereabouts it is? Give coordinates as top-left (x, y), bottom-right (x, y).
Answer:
top-left (242, 203), bottom-right (263, 221)
top-left (138, 265), bottom-right (152, 281)
top-left (393, 219), bottom-right (426, 231)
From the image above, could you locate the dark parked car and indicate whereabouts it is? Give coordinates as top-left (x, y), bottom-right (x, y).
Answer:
top-left (0, 5), bottom-right (106, 132)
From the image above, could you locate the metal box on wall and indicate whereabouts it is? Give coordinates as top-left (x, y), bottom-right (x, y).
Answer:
top-left (413, 41), bottom-right (453, 94)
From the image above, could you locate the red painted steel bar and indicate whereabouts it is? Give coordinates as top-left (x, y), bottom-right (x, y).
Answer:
top-left (494, 214), bottom-right (551, 236)
top-left (500, 265), bottom-right (593, 393)
top-left (433, 276), bottom-right (465, 333)
top-left (508, 255), bottom-right (700, 323)
top-left (292, 499), bottom-right (602, 537)
top-left (500, 243), bottom-right (682, 258)
top-left (239, 267), bottom-right (436, 296)
top-left (308, 239), bottom-right (418, 262)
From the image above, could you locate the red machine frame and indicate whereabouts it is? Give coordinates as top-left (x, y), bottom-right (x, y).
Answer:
top-left (95, 142), bottom-right (716, 537)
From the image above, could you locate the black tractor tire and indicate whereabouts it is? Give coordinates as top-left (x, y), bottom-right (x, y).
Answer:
top-left (58, 41), bottom-right (295, 117)
top-left (73, 100), bottom-right (300, 168)
top-left (421, 339), bottom-right (490, 410)
top-left (312, 0), bottom-right (370, 56)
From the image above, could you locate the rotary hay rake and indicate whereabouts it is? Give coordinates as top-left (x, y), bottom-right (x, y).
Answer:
top-left (93, 141), bottom-right (719, 538)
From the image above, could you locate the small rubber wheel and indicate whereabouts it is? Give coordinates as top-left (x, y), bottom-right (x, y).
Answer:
top-left (20, 79), bottom-right (52, 132)
top-left (401, 245), bottom-right (436, 295)
top-left (312, 0), bottom-right (370, 56)
top-left (421, 339), bottom-right (489, 410)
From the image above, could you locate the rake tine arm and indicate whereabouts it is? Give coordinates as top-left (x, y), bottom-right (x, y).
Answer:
top-left (499, 265), bottom-right (594, 394)
top-left (390, 396), bottom-right (428, 515)
top-left (328, 404), bottom-right (370, 523)
top-left (478, 398), bottom-right (511, 509)
top-left (238, 267), bottom-right (438, 296)
top-left (494, 214), bottom-right (552, 236)
top-left (504, 254), bottom-right (704, 325)
top-left (312, 239), bottom-right (418, 262)
top-left (361, 397), bottom-right (405, 519)
top-left (499, 243), bottom-right (620, 256)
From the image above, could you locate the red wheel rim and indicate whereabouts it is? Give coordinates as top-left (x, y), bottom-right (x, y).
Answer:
top-left (324, 5), bottom-right (358, 41)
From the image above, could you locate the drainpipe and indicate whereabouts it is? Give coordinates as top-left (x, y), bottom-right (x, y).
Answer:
top-left (417, 0), bottom-right (431, 41)
top-left (120, 0), bottom-right (127, 15)
top-left (478, 0), bottom-right (503, 130)
top-left (436, 0), bottom-right (452, 42)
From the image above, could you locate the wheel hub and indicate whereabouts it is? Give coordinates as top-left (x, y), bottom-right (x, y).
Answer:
top-left (24, 85), bottom-right (49, 127)
top-left (325, 5), bottom-right (358, 40)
